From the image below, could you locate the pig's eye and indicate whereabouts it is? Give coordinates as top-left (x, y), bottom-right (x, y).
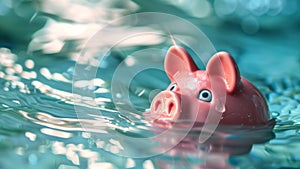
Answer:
top-left (169, 83), bottom-right (177, 91)
top-left (198, 89), bottom-right (212, 102)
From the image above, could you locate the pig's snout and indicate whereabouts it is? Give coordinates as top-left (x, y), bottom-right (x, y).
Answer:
top-left (150, 91), bottom-right (180, 120)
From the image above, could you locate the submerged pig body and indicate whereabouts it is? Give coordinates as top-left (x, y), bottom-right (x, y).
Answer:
top-left (147, 46), bottom-right (271, 126)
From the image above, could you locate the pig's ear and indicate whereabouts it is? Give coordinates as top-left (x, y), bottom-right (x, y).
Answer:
top-left (165, 46), bottom-right (198, 80)
top-left (207, 52), bottom-right (241, 93)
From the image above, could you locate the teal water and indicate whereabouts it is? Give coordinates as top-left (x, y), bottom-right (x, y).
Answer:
top-left (1, 1), bottom-right (300, 169)
top-left (1, 31), bottom-right (300, 168)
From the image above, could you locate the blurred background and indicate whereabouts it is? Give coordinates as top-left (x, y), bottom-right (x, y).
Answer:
top-left (1, 0), bottom-right (300, 77)
top-left (1, 0), bottom-right (300, 169)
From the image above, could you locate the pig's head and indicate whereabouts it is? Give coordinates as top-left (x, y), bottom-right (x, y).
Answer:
top-left (146, 45), bottom-right (271, 126)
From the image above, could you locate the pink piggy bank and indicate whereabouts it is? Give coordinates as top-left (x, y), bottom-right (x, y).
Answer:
top-left (145, 45), bottom-right (272, 126)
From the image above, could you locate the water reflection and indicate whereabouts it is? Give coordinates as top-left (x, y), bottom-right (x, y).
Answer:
top-left (146, 121), bottom-right (275, 168)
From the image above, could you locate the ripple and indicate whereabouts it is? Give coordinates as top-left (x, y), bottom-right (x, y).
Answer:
top-left (1, 40), bottom-right (300, 169)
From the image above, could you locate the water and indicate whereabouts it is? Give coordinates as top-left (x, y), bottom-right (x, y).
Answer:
top-left (0, 42), bottom-right (299, 169)
top-left (1, 1), bottom-right (300, 169)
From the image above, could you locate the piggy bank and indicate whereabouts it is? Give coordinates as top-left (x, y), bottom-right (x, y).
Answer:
top-left (145, 45), bottom-right (273, 126)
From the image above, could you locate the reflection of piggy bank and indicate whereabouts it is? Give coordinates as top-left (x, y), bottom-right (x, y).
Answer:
top-left (146, 45), bottom-right (273, 126)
